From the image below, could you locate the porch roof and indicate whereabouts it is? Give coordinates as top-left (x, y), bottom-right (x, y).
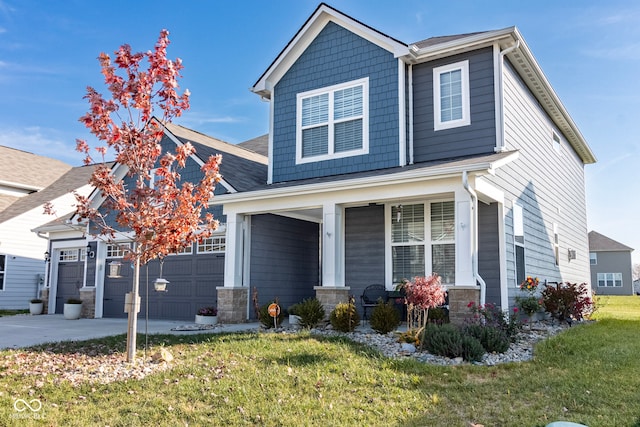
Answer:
top-left (213, 150), bottom-right (518, 204)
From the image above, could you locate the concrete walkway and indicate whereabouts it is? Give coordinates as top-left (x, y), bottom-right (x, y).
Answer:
top-left (0, 314), bottom-right (260, 350)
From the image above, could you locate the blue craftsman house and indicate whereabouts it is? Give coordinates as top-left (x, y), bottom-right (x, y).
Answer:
top-left (214, 3), bottom-right (596, 323)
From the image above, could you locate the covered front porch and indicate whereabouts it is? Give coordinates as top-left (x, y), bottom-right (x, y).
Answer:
top-left (214, 156), bottom-right (513, 323)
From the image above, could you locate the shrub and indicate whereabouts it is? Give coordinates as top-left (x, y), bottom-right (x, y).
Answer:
top-left (66, 298), bottom-right (82, 304)
top-left (30, 298), bottom-right (43, 304)
top-left (463, 324), bottom-right (510, 353)
top-left (467, 302), bottom-right (521, 342)
top-left (427, 306), bottom-right (449, 325)
top-left (287, 303), bottom-right (301, 316)
top-left (541, 282), bottom-right (594, 324)
top-left (296, 298), bottom-right (325, 329)
top-left (197, 306), bottom-right (217, 316)
top-left (259, 302), bottom-right (284, 328)
top-left (422, 324), bottom-right (485, 362)
top-left (330, 297), bottom-right (360, 332)
top-left (369, 300), bottom-right (400, 334)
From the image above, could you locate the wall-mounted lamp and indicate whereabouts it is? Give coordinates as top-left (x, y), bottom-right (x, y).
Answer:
top-left (107, 261), bottom-right (122, 278)
top-left (86, 243), bottom-right (95, 259)
top-left (44, 251), bottom-right (50, 263)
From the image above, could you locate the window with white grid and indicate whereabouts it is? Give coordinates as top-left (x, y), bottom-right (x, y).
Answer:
top-left (197, 236), bottom-right (226, 254)
top-left (106, 243), bottom-right (131, 259)
top-left (59, 249), bottom-right (79, 262)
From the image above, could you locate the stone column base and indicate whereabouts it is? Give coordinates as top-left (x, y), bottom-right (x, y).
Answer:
top-left (216, 287), bottom-right (248, 323)
top-left (80, 288), bottom-right (96, 318)
top-left (447, 286), bottom-right (480, 325)
top-left (314, 286), bottom-right (351, 319)
top-left (40, 288), bottom-right (49, 314)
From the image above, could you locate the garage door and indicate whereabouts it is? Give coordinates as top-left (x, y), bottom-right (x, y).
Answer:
top-left (103, 252), bottom-right (223, 321)
top-left (55, 248), bottom-right (85, 314)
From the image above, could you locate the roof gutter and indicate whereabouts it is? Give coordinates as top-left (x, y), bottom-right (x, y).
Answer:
top-left (462, 170), bottom-right (486, 305)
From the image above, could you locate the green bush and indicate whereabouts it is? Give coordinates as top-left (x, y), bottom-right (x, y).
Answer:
top-left (463, 324), bottom-right (510, 354)
top-left (330, 299), bottom-right (360, 332)
top-left (427, 306), bottom-right (449, 325)
top-left (422, 324), bottom-right (485, 362)
top-left (369, 300), bottom-right (400, 334)
top-left (259, 303), bottom-right (285, 328)
top-left (296, 298), bottom-right (325, 329)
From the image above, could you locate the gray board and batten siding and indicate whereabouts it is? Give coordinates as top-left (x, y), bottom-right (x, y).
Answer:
top-left (484, 59), bottom-right (590, 298)
top-left (478, 202), bottom-right (502, 306)
top-left (412, 47), bottom-right (496, 163)
top-left (249, 214), bottom-right (320, 313)
top-left (344, 205), bottom-right (386, 315)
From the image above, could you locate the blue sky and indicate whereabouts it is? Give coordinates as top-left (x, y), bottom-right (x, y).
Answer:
top-left (1, 0), bottom-right (639, 263)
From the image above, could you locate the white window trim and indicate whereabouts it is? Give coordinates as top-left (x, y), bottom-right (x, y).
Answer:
top-left (106, 243), bottom-right (131, 259)
top-left (0, 254), bottom-right (6, 291)
top-left (433, 60), bottom-right (471, 131)
top-left (197, 235), bottom-right (226, 254)
top-left (590, 252), bottom-right (597, 265)
top-left (513, 202), bottom-right (525, 286)
top-left (552, 130), bottom-right (562, 154)
top-left (597, 272), bottom-right (623, 287)
top-left (295, 78), bottom-right (369, 164)
top-left (385, 199), bottom-right (456, 287)
top-left (553, 223), bottom-right (560, 266)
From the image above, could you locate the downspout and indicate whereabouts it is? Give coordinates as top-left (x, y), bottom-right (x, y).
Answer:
top-left (462, 171), bottom-right (486, 305)
top-left (495, 40), bottom-right (520, 152)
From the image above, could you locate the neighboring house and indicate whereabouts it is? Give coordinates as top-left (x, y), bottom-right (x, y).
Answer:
top-left (34, 122), bottom-right (267, 320)
top-left (0, 146), bottom-right (72, 309)
top-left (588, 230), bottom-right (634, 296)
top-left (212, 3), bottom-right (596, 323)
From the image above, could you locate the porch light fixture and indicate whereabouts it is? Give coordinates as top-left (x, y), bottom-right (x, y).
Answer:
top-left (44, 251), bottom-right (50, 263)
top-left (86, 243), bottom-right (95, 259)
top-left (107, 261), bottom-right (122, 278)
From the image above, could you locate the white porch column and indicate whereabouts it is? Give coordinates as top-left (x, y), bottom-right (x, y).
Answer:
top-left (455, 189), bottom-right (475, 286)
top-left (223, 213), bottom-right (245, 288)
top-left (322, 203), bottom-right (344, 287)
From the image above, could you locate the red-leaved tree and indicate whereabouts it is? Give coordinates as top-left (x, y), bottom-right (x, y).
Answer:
top-left (400, 274), bottom-right (446, 348)
top-left (74, 30), bottom-right (221, 362)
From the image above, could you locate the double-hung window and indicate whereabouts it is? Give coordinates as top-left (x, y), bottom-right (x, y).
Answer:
top-left (390, 201), bottom-right (456, 285)
top-left (433, 60), bottom-right (470, 131)
top-left (296, 78), bottom-right (369, 163)
top-left (597, 273), bottom-right (623, 287)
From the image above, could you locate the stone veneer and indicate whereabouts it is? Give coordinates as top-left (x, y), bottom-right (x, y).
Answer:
top-left (40, 288), bottom-right (50, 314)
top-left (79, 288), bottom-right (96, 319)
top-left (447, 286), bottom-right (480, 325)
top-left (216, 287), bottom-right (249, 323)
top-left (314, 286), bottom-right (351, 319)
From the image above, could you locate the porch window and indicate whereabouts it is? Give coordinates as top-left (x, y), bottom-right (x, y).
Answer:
top-left (296, 78), bottom-right (369, 163)
top-left (0, 254), bottom-right (5, 291)
top-left (390, 201), bottom-right (456, 285)
top-left (431, 201), bottom-right (455, 284)
top-left (391, 204), bottom-right (425, 283)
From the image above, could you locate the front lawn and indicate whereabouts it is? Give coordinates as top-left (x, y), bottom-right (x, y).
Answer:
top-left (1, 299), bottom-right (639, 426)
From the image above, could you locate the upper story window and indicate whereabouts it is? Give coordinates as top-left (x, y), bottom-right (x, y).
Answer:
top-left (433, 60), bottom-right (470, 131)
top-left (552, 131), bottom-right (562, 153)
top-left (296, 78), bottom-right (369, 164)
top-left (513, 203), bottom-right (526, 285)
top-left (589, 252), bottom-right (597, 265)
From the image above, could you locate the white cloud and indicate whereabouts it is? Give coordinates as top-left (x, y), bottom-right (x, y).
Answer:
top-left (0, 126), bottom-right (83, 165)
top-left (583, 43), bottom-right (640, 61)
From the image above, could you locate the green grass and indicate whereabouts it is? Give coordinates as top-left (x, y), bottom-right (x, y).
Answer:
top-left (2, 299), bottom-right (640, 426)
top-left (0, 309), bottom-right (28, 317)
top-left (594, 295), bottom-right (640, 320)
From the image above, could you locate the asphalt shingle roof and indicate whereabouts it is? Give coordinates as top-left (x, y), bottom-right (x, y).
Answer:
top-left (164, 123), bottom-right (268, 193)
top-left (0, 146), bottom-right (71, 191)
top-left (588, 230), bottom-right (634, 252)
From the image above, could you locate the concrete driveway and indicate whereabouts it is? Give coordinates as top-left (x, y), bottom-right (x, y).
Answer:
top-left (0, 314), bottom-right (258, 350)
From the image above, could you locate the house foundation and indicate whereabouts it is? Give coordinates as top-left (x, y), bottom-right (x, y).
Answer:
top-left (447, 286), bottom-right (480, 325)
top-left (216, 287), bottom-right (249, 323)
top-left (314, 286), bottom-right (350, 319)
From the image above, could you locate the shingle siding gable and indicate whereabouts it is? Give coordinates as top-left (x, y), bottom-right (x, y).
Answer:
top-left (272, 21), bottom-right (399, 183)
